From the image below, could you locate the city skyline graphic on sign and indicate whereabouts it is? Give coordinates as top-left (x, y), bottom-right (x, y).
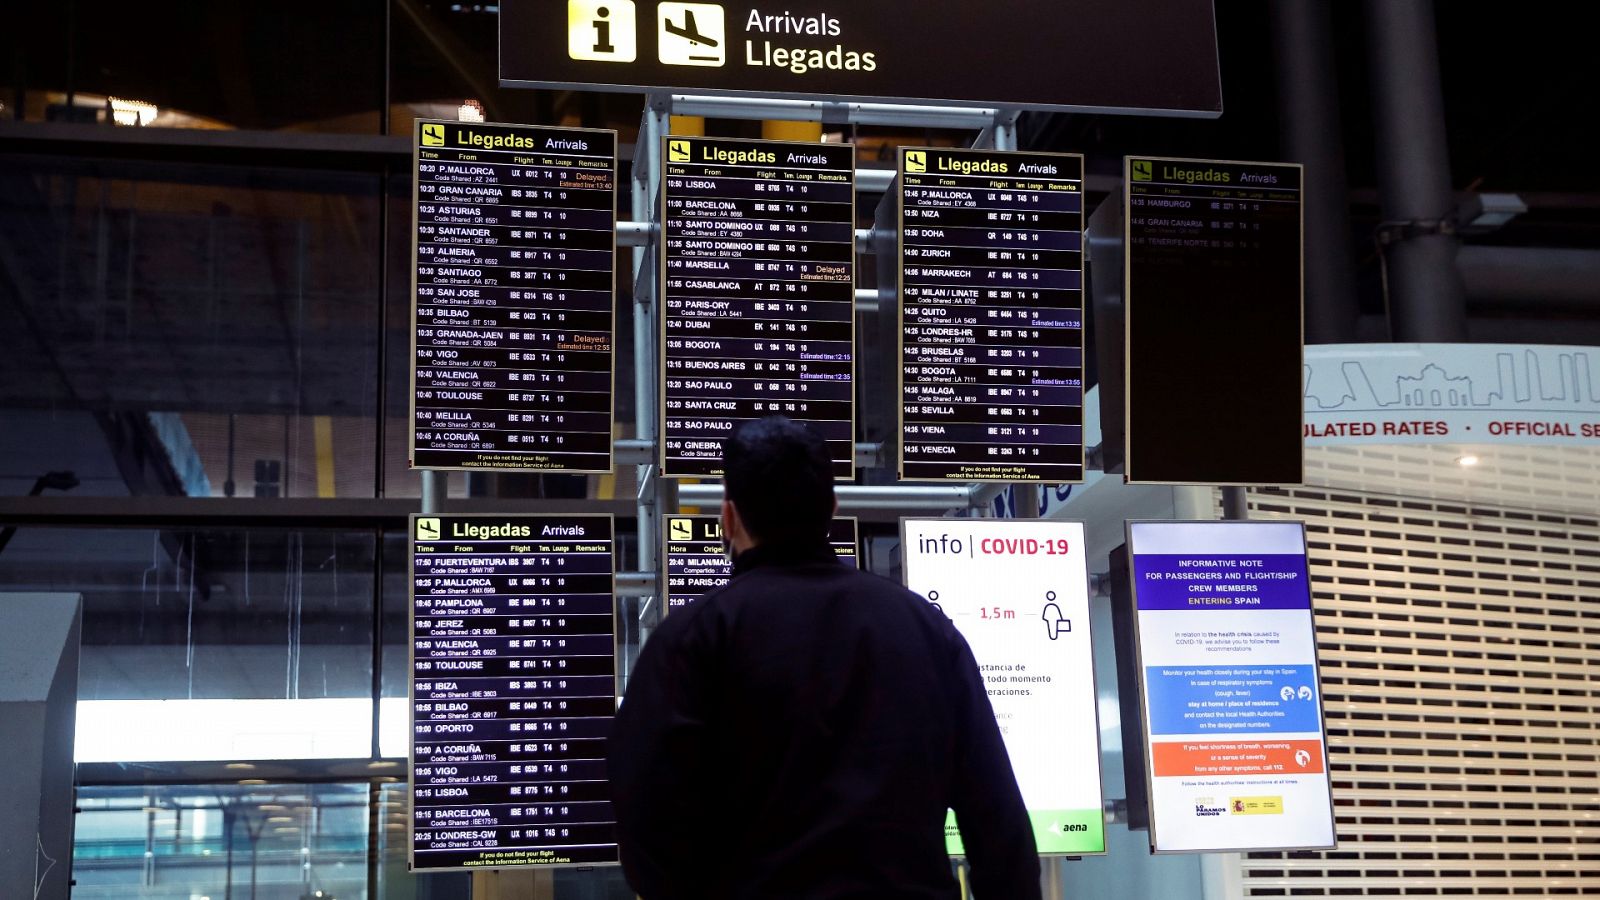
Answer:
top-left (1305, 347), bottom-right (1600, 413)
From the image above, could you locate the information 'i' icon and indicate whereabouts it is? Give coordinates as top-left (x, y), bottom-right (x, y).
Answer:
top-left (568, 0), bottom-right (637, 62)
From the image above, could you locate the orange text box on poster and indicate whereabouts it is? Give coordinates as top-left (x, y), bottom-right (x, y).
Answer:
top-left (1151, 739), bottom-right (1325, 777)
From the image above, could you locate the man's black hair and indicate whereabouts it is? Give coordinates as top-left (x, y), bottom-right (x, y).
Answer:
top-left (722, 416), bottom-right (834, 546)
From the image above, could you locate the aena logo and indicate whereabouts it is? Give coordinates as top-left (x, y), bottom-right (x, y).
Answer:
top-left (905, 151), bottom-right (927, 173)
top-left (568, 0), bottom-right (638, 62)
top-left (421, 124), bottom-right (446, 147)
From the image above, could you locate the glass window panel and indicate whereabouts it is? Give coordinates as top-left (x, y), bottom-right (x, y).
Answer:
top-left (0, 526), bottom-right (376, 761)
top-left (0, 156), bottom-right (380, 498)
top-left (8, 1), bottom-right (381, 131)
top-left (74, 783), bottom-right (372, 899)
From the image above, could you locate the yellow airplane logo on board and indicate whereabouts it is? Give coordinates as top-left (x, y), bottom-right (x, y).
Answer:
top-left (668, 140), bottom-right (692, 162)
top-left (421, 123), bottom-right (446, 146)
top-left (905, 151), bottom-right (927, 173)
top-left (669, 518), bottom-right (694, 541)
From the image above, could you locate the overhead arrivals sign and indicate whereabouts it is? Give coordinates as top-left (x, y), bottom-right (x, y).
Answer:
top-left (895, 147), bottom-right (1086, 483)
top-left (901, 518), bottom-right (1106, 856)
top-left (1123, 157), bottom-right (1303, 485)
top-left (410, 514), bottom-right (619, 869)
top-left (500, 0), bottom-right (1221, 116)
top-left (662, 514), bottom-right (858, 610)
top-left (410, 120), bottom-right (617, 472)
top-left (1125, 521), bottom-right (1335, 854)
top-left (659, 136), bottom-right (856, 478)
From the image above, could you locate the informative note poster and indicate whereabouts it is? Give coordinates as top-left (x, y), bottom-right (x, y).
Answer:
top-left (662, 515), bottom-right (859, 611)
top-left (659, 136), bottom-right (856, 478)
top-left (410, 120), bottom-right (617, 472)
top-left (901, 519), bottom-right (1105, 856)
top-left (410, 514), bottom-right (618, 869)
top-left (1126, 521), bottom-right (1335, 853)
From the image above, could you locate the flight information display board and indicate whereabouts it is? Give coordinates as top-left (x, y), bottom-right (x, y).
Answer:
top-left (897, 147), bottom-right (1085, 483)
top-left (659, 136), bottom-right (855, 478)
top-left (900, 518), bottom-right (1106, 856)
top-left (410, 120), bottom-right (617, 473)
top-left (1124, 157), bottom-right (1303, 485)
top-left (1125, 521), bottom-right (1334, 853)
top-left (410, 513), bottom-right (617, 870)
top-left (662, 515), bottom-right (859, 611)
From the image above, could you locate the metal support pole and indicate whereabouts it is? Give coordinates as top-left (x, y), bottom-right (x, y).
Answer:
top-left (984, 111), bottom-right (1034, 515)
top-left (1271, 0), bottom-right (1360, 343)
top-left (1221, 486), bottom-right (1249, 521)
top-left (1173, 485), bottom-right (1215, 520)
top-left (635, 95), bottom-right (673, 605)
top-left (420, 469), bottom-right (446, 514)
top-left (1044, 856), bottom-right (1065, 900)
top-left (1364, 0), bottom-right (1469, 342)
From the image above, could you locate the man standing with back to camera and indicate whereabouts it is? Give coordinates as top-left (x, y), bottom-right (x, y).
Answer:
top-left (609, 416), bottom-right (1041, 899)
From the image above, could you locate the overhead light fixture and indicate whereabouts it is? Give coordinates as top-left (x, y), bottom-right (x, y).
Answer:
top-left (108, 97), bottom-right (158, 127)
top-left (458, 99), bottom-right (485, 123)
top-left (1456, 454), bottom-right (1480, 467)
top-left (1457, 193), bottom-right (1526, 234)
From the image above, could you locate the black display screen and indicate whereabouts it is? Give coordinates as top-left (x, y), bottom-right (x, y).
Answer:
top-left (1124, 157), bottom-right (1303, 485)
top-left (662, 514), bottom-right (859, 611)
top-left (897, 148), bottom-right (1085, 483)
top-left (500, 0), bottom-right (1221, 117)
top-left (410, 514), bottom-right (617, 869)
top-left (411, 120), bottom-right (616, 472)
top-left (659, 136), bottom-right (855, 478)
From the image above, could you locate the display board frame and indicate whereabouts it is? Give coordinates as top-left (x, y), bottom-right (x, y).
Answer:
top-left (1124, 519), bottom-right (1336, 855)
top-left (895, 146), bottom-right (1087, 484)
top-left (899, 517), bottom-right (1108, 857)
top-left (408, 512), bottom-right (620, 872)
top-left (409, 118), bottom-right (619, 474)
top-left (1121, 155), bottom-right (1305, 486)
top-left (657, 134), bottom-right (858, 479)
top-left (661, 513), bottom-right (859, 611)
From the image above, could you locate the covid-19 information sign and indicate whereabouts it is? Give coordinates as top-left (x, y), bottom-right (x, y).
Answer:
top-left (1125, 520), bottom-right (1335, 853)
top-left (901, 518), bottom-right (1105, 856)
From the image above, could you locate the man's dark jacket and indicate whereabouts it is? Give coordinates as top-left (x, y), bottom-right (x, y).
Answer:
top-left (608, 541), bottom-right (1041, 900)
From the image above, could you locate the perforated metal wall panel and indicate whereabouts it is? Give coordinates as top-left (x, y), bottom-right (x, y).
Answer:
top-left (1238, 447), bottom-right (1600, 897)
